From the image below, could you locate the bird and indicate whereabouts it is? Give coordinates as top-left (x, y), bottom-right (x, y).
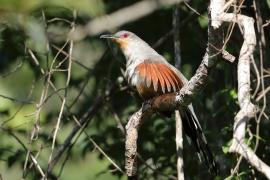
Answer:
top-left (100, 30), bottom-right (218, 174)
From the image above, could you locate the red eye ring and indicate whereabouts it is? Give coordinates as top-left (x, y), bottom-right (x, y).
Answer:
top-left (122, 33), bottom-right (129, 38)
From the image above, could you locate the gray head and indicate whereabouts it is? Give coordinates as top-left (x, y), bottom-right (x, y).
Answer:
top-left (100, 30), bottom-right (158, 64)
top-left (100, 30), bottom-right (143, 49)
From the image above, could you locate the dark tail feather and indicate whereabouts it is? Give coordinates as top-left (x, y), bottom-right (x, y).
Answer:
top-left (182, 108), bottom-right (218, 175)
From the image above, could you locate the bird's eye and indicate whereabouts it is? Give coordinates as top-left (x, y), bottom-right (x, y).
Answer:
top-left (121, 33), bottom-right (129, 38)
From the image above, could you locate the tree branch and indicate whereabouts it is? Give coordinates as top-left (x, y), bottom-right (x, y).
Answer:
top-left (173, 4), bottom-right (184, 179)
top-left (70, 0), bottom-right (184, 40)
top-left (210, 0), bottom-right (270, 178)
top-left (125, 0), bottom-right (270, 179)
top-left (124, 4), bottom-right (223, 178)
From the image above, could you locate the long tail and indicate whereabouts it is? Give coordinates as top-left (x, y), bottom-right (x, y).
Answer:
top-left (181, 107), bottom-right (218, 175)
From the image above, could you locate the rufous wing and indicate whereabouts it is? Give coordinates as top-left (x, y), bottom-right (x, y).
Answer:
top-left (135, 62), bottom-right (183, 94)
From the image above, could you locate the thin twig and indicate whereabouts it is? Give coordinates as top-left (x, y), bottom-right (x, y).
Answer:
top-left (210, 0), bottom-right (270, 178)
top-left (0, 94), bottom-right (34, 104)
top-left (47, 10), bottom-right (77, 174)
top-left (253, 0), bottom-right (267, 154)
top-left (46, 84), bottom-right (118, 174)
top-left (173, 4), bottom-right (184, 180)
top-left (1, 128), bottom-right (45, 178)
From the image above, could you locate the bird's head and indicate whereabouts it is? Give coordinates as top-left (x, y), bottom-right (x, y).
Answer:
top-left (100, 30), bottom-right (139, 50)
top-left (101, 30), bottom-right (155, 62)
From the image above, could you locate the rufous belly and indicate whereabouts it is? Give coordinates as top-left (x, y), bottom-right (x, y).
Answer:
top-left (136, 83), bottom-right (164, 100)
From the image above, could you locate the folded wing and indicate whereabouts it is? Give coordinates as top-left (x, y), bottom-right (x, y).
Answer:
top-left (135, 62), bottom-right (184, 95)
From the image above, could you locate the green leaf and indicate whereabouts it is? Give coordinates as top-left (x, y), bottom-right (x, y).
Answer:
top-left (222, 139), bottom-right (232, 154)
top-left (244, 138), bottom-right (251, 146)
top-left (198, 13), bottom-right (208, 28)
top-left (229, 89), bottom-right (237, 100)
top-left (267, 0), bottom-right (270, 9)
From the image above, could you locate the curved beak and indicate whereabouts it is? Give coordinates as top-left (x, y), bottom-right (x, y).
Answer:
top-left (100, 34), bottom-right (118, 39)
